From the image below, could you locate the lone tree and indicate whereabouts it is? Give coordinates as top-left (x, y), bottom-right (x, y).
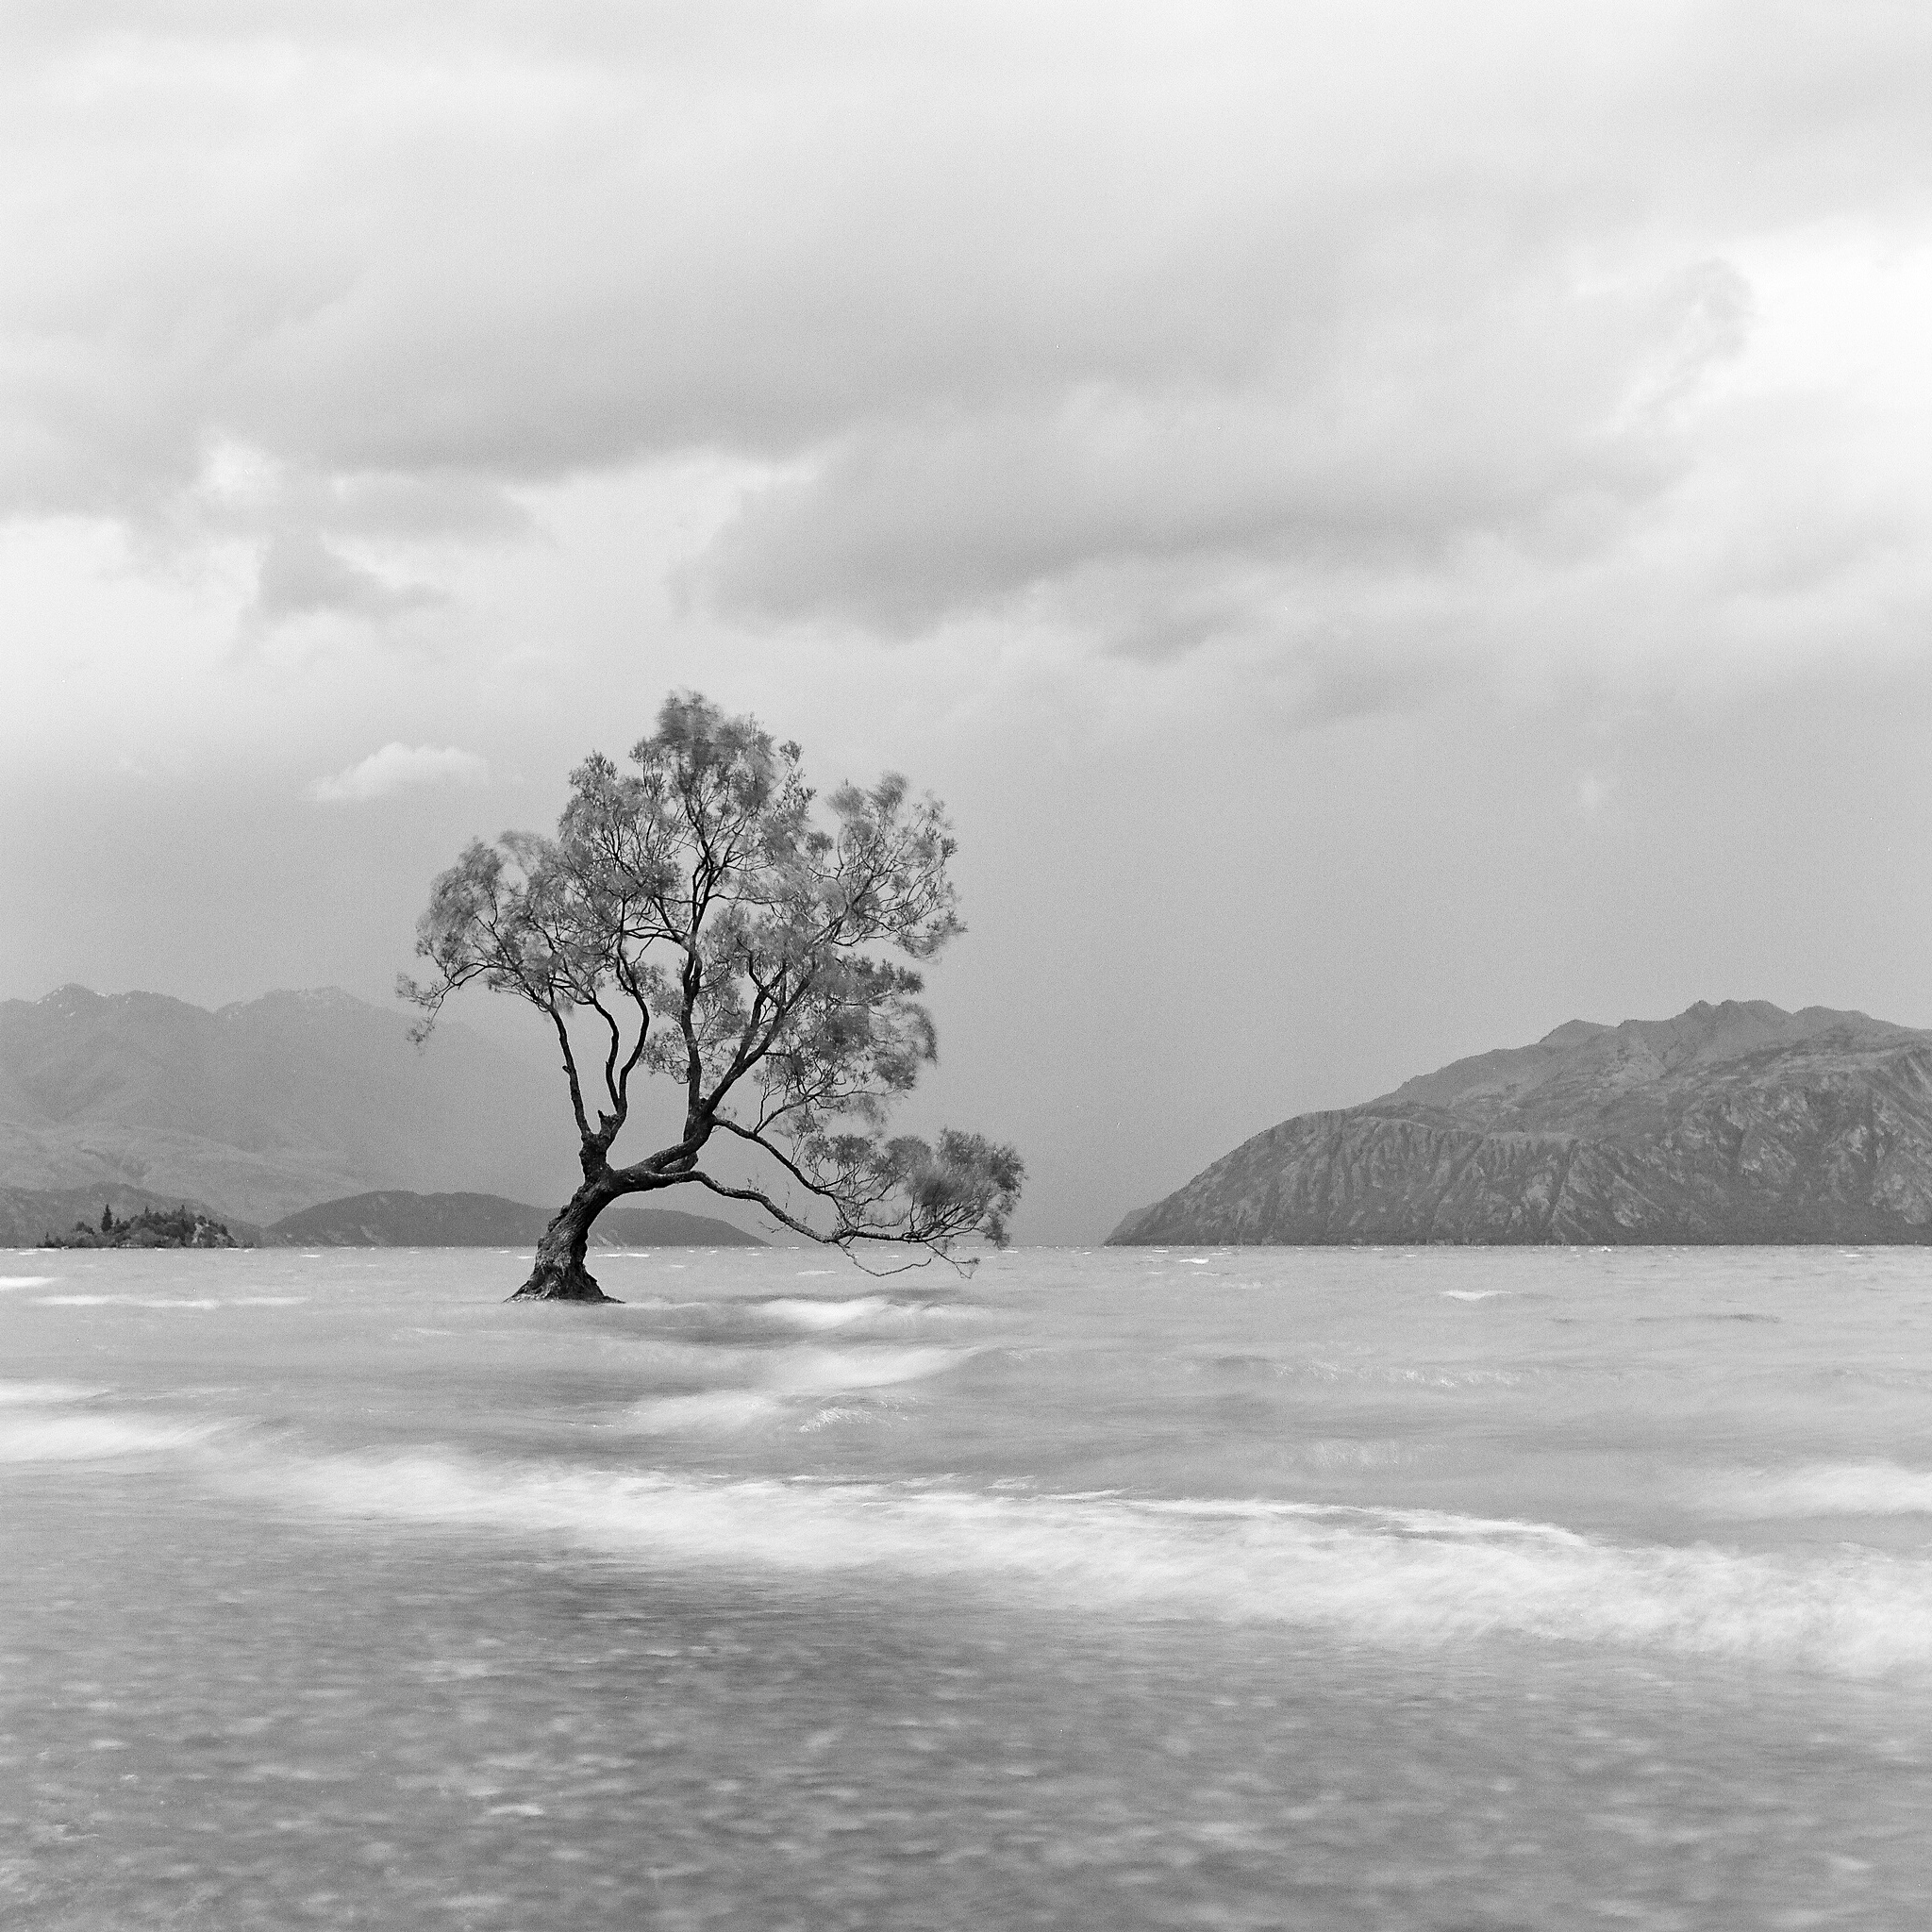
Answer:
top-left (402, 691), bottom-right (1023, 1301)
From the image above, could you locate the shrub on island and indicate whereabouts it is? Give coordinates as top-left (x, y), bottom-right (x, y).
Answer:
top-left (45, 1203), bottom-right (237, 1250)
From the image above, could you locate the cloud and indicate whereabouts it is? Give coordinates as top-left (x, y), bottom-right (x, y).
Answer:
top-left (305, 742), bottom-right (488, 804)
top-left (252, 530), bottom-right (445, 625)
top-left (692, 258), bottom-right (1742, 633)
top-left (3, 2), bottom-right (1932, 691)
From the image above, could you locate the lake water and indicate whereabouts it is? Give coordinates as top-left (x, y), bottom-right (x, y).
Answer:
top-left (5, 1244), bottom-right (1932, 1929)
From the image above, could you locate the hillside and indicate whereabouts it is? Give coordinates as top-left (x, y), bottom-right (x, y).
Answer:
top-left (0, 1183), bottom-right (264, 1248)
top-left (0, 986), bottom-right (584, 1224)
top-left (1111, 1000), bottom-right (1932, 1245)
top-left (264, 1191), bottom-right (765, 1247)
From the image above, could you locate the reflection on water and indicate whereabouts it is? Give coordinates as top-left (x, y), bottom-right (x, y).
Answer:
top-left (5, 1243), bottom-right (1932, 1926)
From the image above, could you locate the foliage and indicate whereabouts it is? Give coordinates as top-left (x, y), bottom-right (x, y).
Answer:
top-left (47, 1204), bottom-right (235, 1249)
top-left (402, 691), bottom-right (1022, 1269)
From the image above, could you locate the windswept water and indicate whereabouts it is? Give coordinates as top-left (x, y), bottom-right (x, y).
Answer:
top-left (6, 1246), bottom-right (1932, 1928)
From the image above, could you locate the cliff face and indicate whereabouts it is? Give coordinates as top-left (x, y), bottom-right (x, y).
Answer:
top-left (1111, 1001), bottom-right (1932, 1245)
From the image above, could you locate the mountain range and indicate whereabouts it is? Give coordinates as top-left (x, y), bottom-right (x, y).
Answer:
top-left (0, 985), bottom-right (741, 1233)
top-left (0, 1183), bottom-right (261, 1249)
top-left (265, 1191), bottom-right (764, 1247)
top-left (1111, 1000), bottom-right (1932, 1245)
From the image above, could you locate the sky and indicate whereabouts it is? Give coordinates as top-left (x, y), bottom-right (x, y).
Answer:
top-left (5, 1), bottom-right (1932, 1241)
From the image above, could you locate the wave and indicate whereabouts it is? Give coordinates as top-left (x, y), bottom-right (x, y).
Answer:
top-left (620, 1342), bottom-right (968, 1434)
top-left (1710, 1462), bottom-right (1932, 1517)
top-left (0, 1380), bottom-right (108, 1405)
top-left (0, 1410), bottom-right (226, 1461)
top-left (623, 1292), bottom-right (974, 1335)
top-left (241, 1451), bottom-right (1932, 1675)
top-left (744, 1294), bottom-right (968, 1333)
top-left (623, 1391), bottom-right (791, 1435)
top-left (743, 1295), bottom-right (892, 1330)
top-left (0, 1375), bottom-right (229, 1460)
top-left (799, 1405), bottom-right (886, 1432)
top-left (1299, 1438), bottom-right (1412, 1470)
top-left (28, 1294), bottom-right (307, 1309)
top-left (11, 1360), bottom-right (1928, 1674)
top-left (1296, 1358), bottom-right (1524, 1389)
top-left (763, 1343), bottom-right (962, 1391)
top-left (0, 1275), bottom-right (55, 1291)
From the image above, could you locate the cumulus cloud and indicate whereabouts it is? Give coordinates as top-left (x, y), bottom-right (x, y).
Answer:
top-left (305, 741), bottom-right (488, 804)
top-left (3, 1), bottom-right (1932, 690)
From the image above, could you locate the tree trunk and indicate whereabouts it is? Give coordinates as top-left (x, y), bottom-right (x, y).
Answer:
top-left (513, 1180), bottom-right (621, 1303)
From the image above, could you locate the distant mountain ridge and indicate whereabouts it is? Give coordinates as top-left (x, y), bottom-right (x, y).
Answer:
top-left (265, 1191), bottom-right (765, 1248)
top-left (0, 1183), bottom-right (265, 1249)
top-left (1112, 1000), bottom-right (1932, 1245)
top-left (0, 985), bottom-right (588, 1224)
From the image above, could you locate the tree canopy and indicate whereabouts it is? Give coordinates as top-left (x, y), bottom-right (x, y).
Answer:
top-left (402, 691), bottom-right (1022, 1299)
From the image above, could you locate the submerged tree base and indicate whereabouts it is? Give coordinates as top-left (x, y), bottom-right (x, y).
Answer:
top-left (509, 1259), bottom-right (622, 1304)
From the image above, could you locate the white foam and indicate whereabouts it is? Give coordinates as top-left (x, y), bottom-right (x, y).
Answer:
top-left (1441, 1290), bottom-right (1506, 1301)
top-left (1296, 1359), bottom-right (1522, 1389)
top-left (244, 1452), bottom-right (1932, 1676)
top-left (0, 1412), bottom-right (225, 1462)
top-left (34, 1295), bottom-right (226, 1308)
top-left (625, 1391), bottom-right (783, 1435)
top-left (0, 1275), bottom-right (55, 1290)
top-left (1710, 1462), bottom-right (1932, 1517)
top-left (766, 1344), bottom-right (961, 1393)
top-left (0, 1380), bottom-right (108, 1406)
top-left (618, 1342), bottom-right (965, 1434)
top-left (800, 1406), bottom-right (881, 1431)
top-left (647, 1293), bottom-right (971, 1336)
top-left (25, 1294), bottom-right (300, 1309)
top-left (1298, 1438), bottom-right (1411, 1471)
top-left (750, 1296), bottom-right (891, 1330)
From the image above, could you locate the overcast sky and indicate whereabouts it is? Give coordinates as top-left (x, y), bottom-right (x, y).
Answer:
top-left (6, 1), bottom-right (1932, 1241)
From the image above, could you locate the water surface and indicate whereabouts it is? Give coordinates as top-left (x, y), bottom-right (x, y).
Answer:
top-left (5, 1244), bottom-right (1932, 1927)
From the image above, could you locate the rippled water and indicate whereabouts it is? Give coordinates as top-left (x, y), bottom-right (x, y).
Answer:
top-left (6, 1244), bottom-right (1932, 1927)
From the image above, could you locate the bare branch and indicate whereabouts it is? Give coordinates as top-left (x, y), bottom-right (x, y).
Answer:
top-left (546, 1003), bottom-right (592, 1142)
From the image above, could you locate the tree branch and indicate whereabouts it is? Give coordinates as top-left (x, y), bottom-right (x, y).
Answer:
top-left (676, 1173), bottom-right (954, 1274)
top-left (584, 991), bottom-right (628, 1131)
top-left (546, 1002), bottom-right (593, 1143)
top-left (611, 954), bottom-right (651, 1113)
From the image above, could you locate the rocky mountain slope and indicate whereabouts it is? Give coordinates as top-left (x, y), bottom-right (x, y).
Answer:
top-left (0, 986), bottom-right (584, 1224)
top-left (264, 1191), bottom-right (765, 1247)
top-left (1110, 1001), bottom-right (1932, 1245)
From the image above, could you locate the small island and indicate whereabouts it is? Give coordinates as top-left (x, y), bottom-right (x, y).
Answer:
top-left (45, 1203), bottom-right (238, 1250)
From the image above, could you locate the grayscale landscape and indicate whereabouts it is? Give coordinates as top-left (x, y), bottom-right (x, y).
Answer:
top-left (8, 5), bottom-right (1932, 1928)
